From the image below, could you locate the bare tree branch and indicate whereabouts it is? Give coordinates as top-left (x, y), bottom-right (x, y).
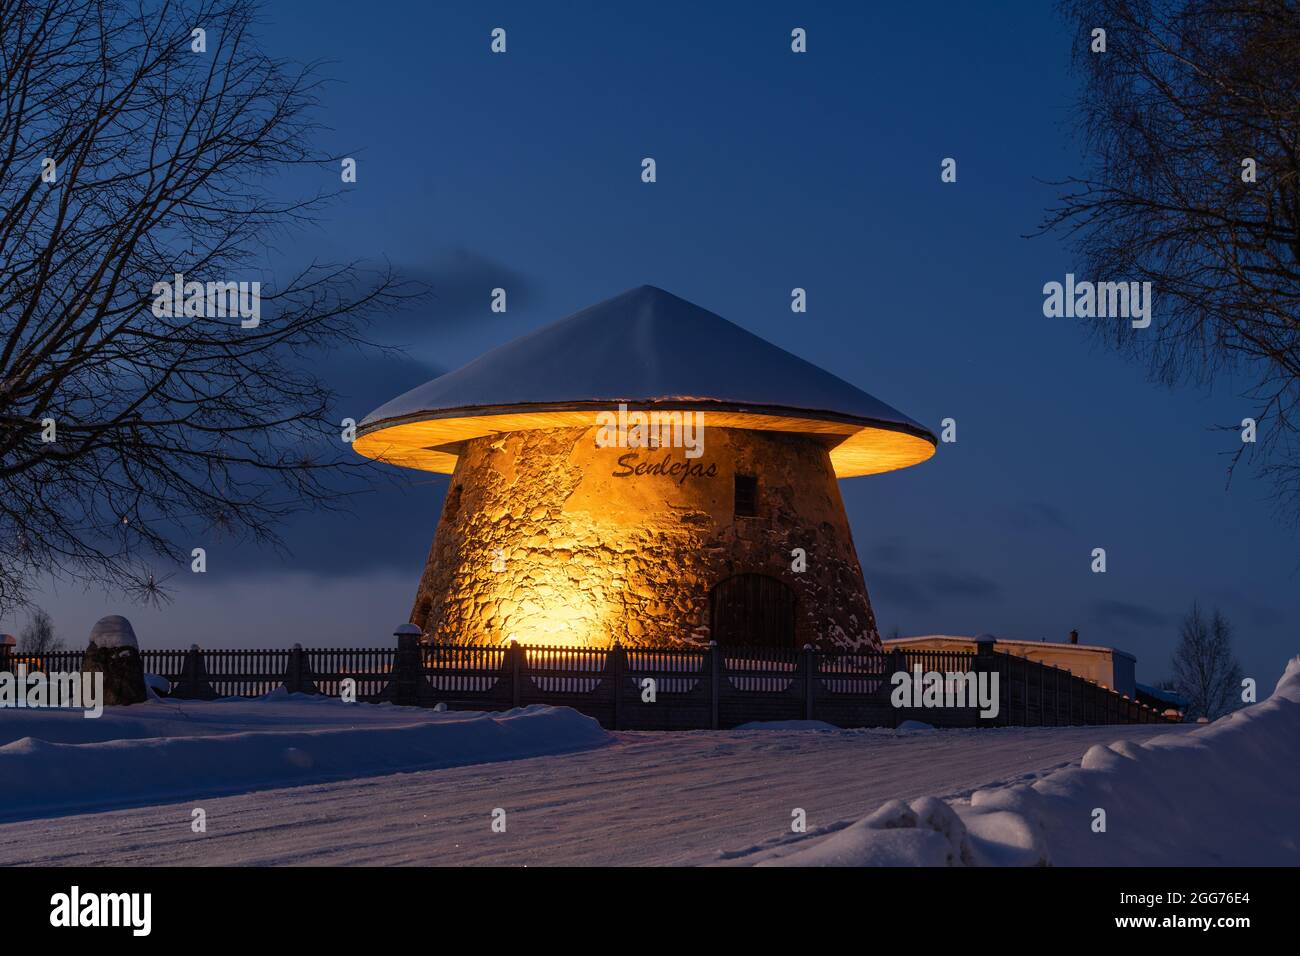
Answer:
top-left (0, 0), bottom-right (421, 613)
top-left (1042, 0), bottom-right (1300, 522)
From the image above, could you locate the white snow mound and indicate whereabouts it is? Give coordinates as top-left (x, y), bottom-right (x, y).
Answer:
top-left (739, 656), bottom-right (1300, 866)
top-left (0, 697), bottom-right (611, 822)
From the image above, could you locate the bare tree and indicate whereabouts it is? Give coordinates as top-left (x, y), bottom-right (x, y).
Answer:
top-left (0, 0), bottom-right (415, 613)
top-left (1171, 602), bottom-right (1244, 718)
top-left (18, 607), bottom-right (62, 655)
top-left (1042, 0), bottom-right (1300, 519)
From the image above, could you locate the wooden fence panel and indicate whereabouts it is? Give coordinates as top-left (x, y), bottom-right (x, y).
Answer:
top-left (0, 641), bottom-right (1173, 728)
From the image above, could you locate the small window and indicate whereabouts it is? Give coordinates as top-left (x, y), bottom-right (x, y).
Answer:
top-left (734, 474), bottom-right (758, 517)
top-left (442, 483), bottom-right (464, 522)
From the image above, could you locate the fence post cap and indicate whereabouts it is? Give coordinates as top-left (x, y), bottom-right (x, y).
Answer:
top-left (393, 623), bottom-right (421, 637)
top-left (802, 643), bottom-right (814, 651)
top-left (292, 643), bottom-right (303, 651)
top-left (707, 640), bottom-right (717, 647)
top-left (189, 643), bottom-right (201, 651)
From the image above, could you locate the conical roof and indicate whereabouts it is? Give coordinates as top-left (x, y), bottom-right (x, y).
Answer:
top-left (353, 286), bottom-right (935, 477)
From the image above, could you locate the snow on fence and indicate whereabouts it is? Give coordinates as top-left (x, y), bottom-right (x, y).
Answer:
top-left (0, 638), bottom-right (1173, 730)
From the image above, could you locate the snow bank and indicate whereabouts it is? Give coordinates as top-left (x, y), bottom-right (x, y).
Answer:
top-left (739, 656), bottom-right (1300, 866)
top-left (0, 697), bottom-right (610, 822)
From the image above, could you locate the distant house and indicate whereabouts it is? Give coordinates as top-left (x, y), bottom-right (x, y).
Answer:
top-left (1135, 683), bottom-right (1188, 721)
top-left (883, 634), bottom-right (1137, 698)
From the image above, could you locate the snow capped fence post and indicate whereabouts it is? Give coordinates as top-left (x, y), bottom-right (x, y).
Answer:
top-left (173, 644), bottom-right (218, 700)
top-left (389, 624), bottom-right (424, 706)
top-left (509, 640), bottom-right (523, 709)
top-left (887, 647), bottom-right (907, 728)
top-left (973, 634), bottom-right (1000, 727)
top-left (708, 641), bottom-right (720, 730)
top-left (609, 641), bottom-right (626, 730)
top-left (801, 644), bottom-right (816, 721)
top-left (283, 643), bottom-right (319, 695)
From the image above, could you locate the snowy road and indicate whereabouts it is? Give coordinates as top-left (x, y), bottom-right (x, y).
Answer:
top-left (0, 723), bottom-right (1189, 866)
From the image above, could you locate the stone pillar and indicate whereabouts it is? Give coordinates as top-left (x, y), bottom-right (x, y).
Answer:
top-left (82, 615), bottom-right (147, 706)
top-left (386, 623), bottom-right (426, 706)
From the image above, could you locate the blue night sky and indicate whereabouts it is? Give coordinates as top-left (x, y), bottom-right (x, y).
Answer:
top-left (14, 1), bottom-right (1297, 687)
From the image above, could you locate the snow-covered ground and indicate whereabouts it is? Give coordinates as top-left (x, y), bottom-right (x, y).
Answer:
top-left (1, 660), bottom-right (1292, 866)
top-left (732, 656), bottom-right (1300, 866)
top-left (0, 716), bottom-right (1182, 865)
top-left (0, 695), bottom-right (611, 822)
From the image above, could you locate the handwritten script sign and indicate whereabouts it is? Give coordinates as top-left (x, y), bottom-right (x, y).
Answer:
top-left (612, 451), bottom-right (719, 485)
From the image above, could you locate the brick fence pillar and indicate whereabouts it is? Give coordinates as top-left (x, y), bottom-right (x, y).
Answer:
top-left (391, 624), bottom-right (424, 706)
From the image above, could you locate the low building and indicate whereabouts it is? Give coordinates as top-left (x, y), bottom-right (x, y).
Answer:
top-left (1135, 682), bottom-right (1187, 720)
top-left (883, 633), bottom-right (1137, 697)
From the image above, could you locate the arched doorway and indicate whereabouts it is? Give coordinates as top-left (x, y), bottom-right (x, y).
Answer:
top-left (708, 574), bottom-right (797, 648)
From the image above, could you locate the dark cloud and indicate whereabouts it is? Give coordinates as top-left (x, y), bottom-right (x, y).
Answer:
top-left (176, 250), bottom-right (540, 582)
top-left (865, 549), bottom-right (1001, 618)
top-left (863, 567), bottom-right (934, 612)
top-left (998, 500), bottom-right (1074, 534)
top-left (174, 347), bottom-right (451, 581)
top-left (1198, 586), bottom-right (1286, 632)
top-left (923, 569), bottom-right (1000, 600)
top-left (1087, 599), bottom-right (1170, 632)
top-left (377, 248), bottom-right (543, 344)
top-left (1244, 604), bottom-right (1286, 630)
top-left (866, 537), bottom-right (909, 564)
top-left (316, 348), bottom-right (444, 419)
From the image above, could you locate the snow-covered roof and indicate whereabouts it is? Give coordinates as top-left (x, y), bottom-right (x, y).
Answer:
top-left (1135, 683), bottom-right (1188, 707)
top-left (88, 615), bottom-right (138, 649)
top-left (353, 285), bottom-right (936, 477)
top-left (885, 634), bottom-right (1135, 662)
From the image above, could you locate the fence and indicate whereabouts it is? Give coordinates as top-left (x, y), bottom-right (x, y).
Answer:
top-left (0, 637), bottom-right (1173, 730)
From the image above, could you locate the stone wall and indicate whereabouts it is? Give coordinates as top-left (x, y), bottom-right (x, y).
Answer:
top-left (409, 424), bottom-right (881, 651)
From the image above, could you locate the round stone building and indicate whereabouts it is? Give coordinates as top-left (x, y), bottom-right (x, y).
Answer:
top-left (353, 286), bottom-right (936, 651)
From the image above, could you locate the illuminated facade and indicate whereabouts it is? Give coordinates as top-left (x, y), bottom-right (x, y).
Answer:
top-left (354, 286), bottom-right (936, 650)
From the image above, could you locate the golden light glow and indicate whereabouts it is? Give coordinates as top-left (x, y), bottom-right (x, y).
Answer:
top-left (485, 564), bottom-right (610, 650)
top-left (353, 406), bottom-right (936, 478)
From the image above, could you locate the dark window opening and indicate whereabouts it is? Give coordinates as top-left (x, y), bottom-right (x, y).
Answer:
top-left (734, 474), bottom-right (758, 517)
top-left (442, 483), bottom-right (464, 522)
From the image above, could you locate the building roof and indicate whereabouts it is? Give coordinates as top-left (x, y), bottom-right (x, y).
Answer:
top-left (1135, 682), bottom-right (1189, 708)
top-left (884, 634), bottom-right (1136, 663)
top-left (353, 285), bottom-right (937, 477)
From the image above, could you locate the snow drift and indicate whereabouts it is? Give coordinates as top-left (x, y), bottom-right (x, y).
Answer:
top-left (0, 696), bottom-right (611, 822)
top-left (739, 656), bottom-right (1300, 866)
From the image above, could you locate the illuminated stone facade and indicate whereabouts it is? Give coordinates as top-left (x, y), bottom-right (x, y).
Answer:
top-left (409, 424), bottom-right (882, 651)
